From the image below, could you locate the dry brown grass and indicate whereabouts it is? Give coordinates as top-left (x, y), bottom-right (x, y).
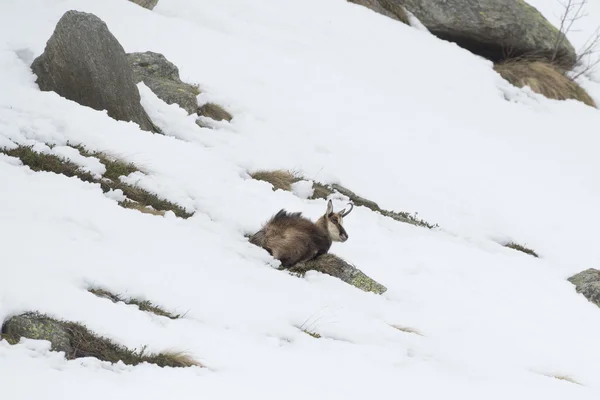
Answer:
top-left (197, 103), bottom-right (232, 122)
top-left (542, 373), bottom-right (582, 385)
top-left (502, 242), bottom-right (539, 258)
top-left (89, 288), bottom-right (182, 320)
top-left (390, 324), bottom-right (425, 337)
top-left (249, 169), bottom-right (438, 229)
top-left (250, 169), bottom-right (301, 192)
top-left (3, 312), bottom-right (201, 368)
top-left (495, 60), bottom-right (596, 107)
top-left (120, 200), bottom-right (166, 216)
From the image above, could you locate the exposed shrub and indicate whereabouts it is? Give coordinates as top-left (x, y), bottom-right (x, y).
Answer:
top-left (249, 169), bottom-right (438, 229)
top-left (89, 288), bottom-right (182, 319)
top-left (0, 145), bottom-right (193, 218)
top-left (503, 241), bottom-right (539, 258)
top-left (494, 60), bottom-right (596, 107)
top-left (301, 329), bottom-right (321, 339)
top-left (390, 324), bottom-right (425, 336)
top-left (197, 103), bottom-right (232, 122)
top-left (2, 312), bottom-right (200, 368)
top-left (250, 169), bottom-right (301, 192)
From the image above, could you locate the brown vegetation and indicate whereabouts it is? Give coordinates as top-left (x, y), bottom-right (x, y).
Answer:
top-left (494, 60), bottom-right (596, 107)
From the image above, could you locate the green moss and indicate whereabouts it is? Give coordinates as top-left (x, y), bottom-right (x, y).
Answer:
top-left (0, 145), bottom-right (193, 219)
top-left (1, 146), bottom-right (95, 182)
top-left (302, 329), bottom-right (321, 339)
top-left (503, 242), bottom-right (539, 258)
top-left (0, 333), bottom-right (19, 345)
top-left (70, 144), bottom-right (139, 181)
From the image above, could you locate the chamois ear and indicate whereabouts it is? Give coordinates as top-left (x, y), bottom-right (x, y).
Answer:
top-left (326, 199), bottom-right (334, 216)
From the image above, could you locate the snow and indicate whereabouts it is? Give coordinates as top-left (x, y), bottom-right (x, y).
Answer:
top-left (1, 0), bottom-right (600, 399)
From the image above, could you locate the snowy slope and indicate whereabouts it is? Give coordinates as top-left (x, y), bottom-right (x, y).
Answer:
top-left (1, 0), bottom-right (600, 399)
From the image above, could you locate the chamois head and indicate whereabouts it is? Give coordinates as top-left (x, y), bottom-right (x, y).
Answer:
top-left (320, 199), bottom-right (354, 243)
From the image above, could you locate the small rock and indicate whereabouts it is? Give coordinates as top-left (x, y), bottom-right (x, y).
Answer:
top-left (127, 51), bottom-right (200, 115)
top-left (2, 313), bottom-right (72, 355)
top-left (289, 253), bottom-right (387, 294)
top-left (31, 11), bottom-right (158, 132)
top-left (568, 269), bottom-right (600, 308)
top-left (129, 0), bottom-right (158, 10)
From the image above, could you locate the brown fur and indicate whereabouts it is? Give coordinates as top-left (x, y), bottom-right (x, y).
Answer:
top-left (250, 200), bottom-right (353, 268)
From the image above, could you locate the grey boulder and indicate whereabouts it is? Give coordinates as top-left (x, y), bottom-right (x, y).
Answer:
top-left (568, 268), bottom-right (600, 308)
top-left (31, 11), bottom-right (158, 132)
top-left (348, 0), bottom-right (409, 24)
top-left (389, 0), bottom-right (576, 67)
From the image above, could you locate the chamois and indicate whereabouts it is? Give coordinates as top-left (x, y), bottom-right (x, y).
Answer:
top-left (249, 199), bottom-right (354, 268)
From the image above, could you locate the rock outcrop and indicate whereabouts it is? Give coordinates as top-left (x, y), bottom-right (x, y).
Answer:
top-left (288, 254), bottom-right (387, 294)
top-left (129, 0), bottom-right (158, 10)
top-left (360, 0), bottom-right (577, 67)
top-left (31, 11), bottom-right (157, 132)
top-left (127, 51), bottom-right (200, 115)
top-left (568, 269), bottom-right (600, 308)
top-left (348, 0), bottom-right (409, 24)
top-left (2, 312), bottom-right (72, 354)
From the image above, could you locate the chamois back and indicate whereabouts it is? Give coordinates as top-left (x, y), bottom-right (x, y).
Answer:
top-left (250, 200), bottom-right (354, 268)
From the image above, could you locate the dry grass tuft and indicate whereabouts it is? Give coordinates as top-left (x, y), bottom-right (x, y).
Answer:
top-left (3, 312), bottom-right (201, 368)
top-left (0, 144), bottom-right (193, 219)
top-left (503, 242), bottom-right (539, 258)
top-left (495, 60), bottom-right (596, 107)
top-left (150, 350), bottom-right (202, 368)
top-left (250, 169), bottom-right (301, 192)
top-left (197, 103), bottom-right (233, 122)
top-left (120, 200), bottom-right (166, 216)
top-left (89, 288), bottom-right (182, 320)
top-left (249, 169), bottom-right (438, 229)
top-left (390, 324), bottom-right (425, 337)
top-left (543, 373), bottom-right (582, 385)
top-left (301, 329), bottom-right (322, 339)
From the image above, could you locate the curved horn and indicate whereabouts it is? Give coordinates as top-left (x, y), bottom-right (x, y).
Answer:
top-left (341, 203), bottom-right (354, 217)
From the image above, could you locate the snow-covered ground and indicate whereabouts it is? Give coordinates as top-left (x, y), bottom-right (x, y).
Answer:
top-left (2, 0), bottom-right (600, 398)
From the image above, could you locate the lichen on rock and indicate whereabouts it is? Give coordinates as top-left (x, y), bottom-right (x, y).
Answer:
top-left (568, 269), bottom-right (600, 308)
top-left (127, 51), bottom-right (200, 115)
top-left (288, 253), bottom-right (387, 294)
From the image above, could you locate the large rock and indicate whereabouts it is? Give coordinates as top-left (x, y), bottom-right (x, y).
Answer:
top-left (392, 0), bottom-right (576, 67)
top-left (31, 11), bottom-right (157, 132)
top-left (127, 51), bottom-right (200, 115)
top-left (2, 313), bottom-right (72, 354)
top-left (129, 0), bottom-right (158, 10)
top-left (568, 269), bottom-right (600, 308)
top-left (348, 0), bottom-right (409, 24)
top-left (288, 254), bottom-right (387, 294)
